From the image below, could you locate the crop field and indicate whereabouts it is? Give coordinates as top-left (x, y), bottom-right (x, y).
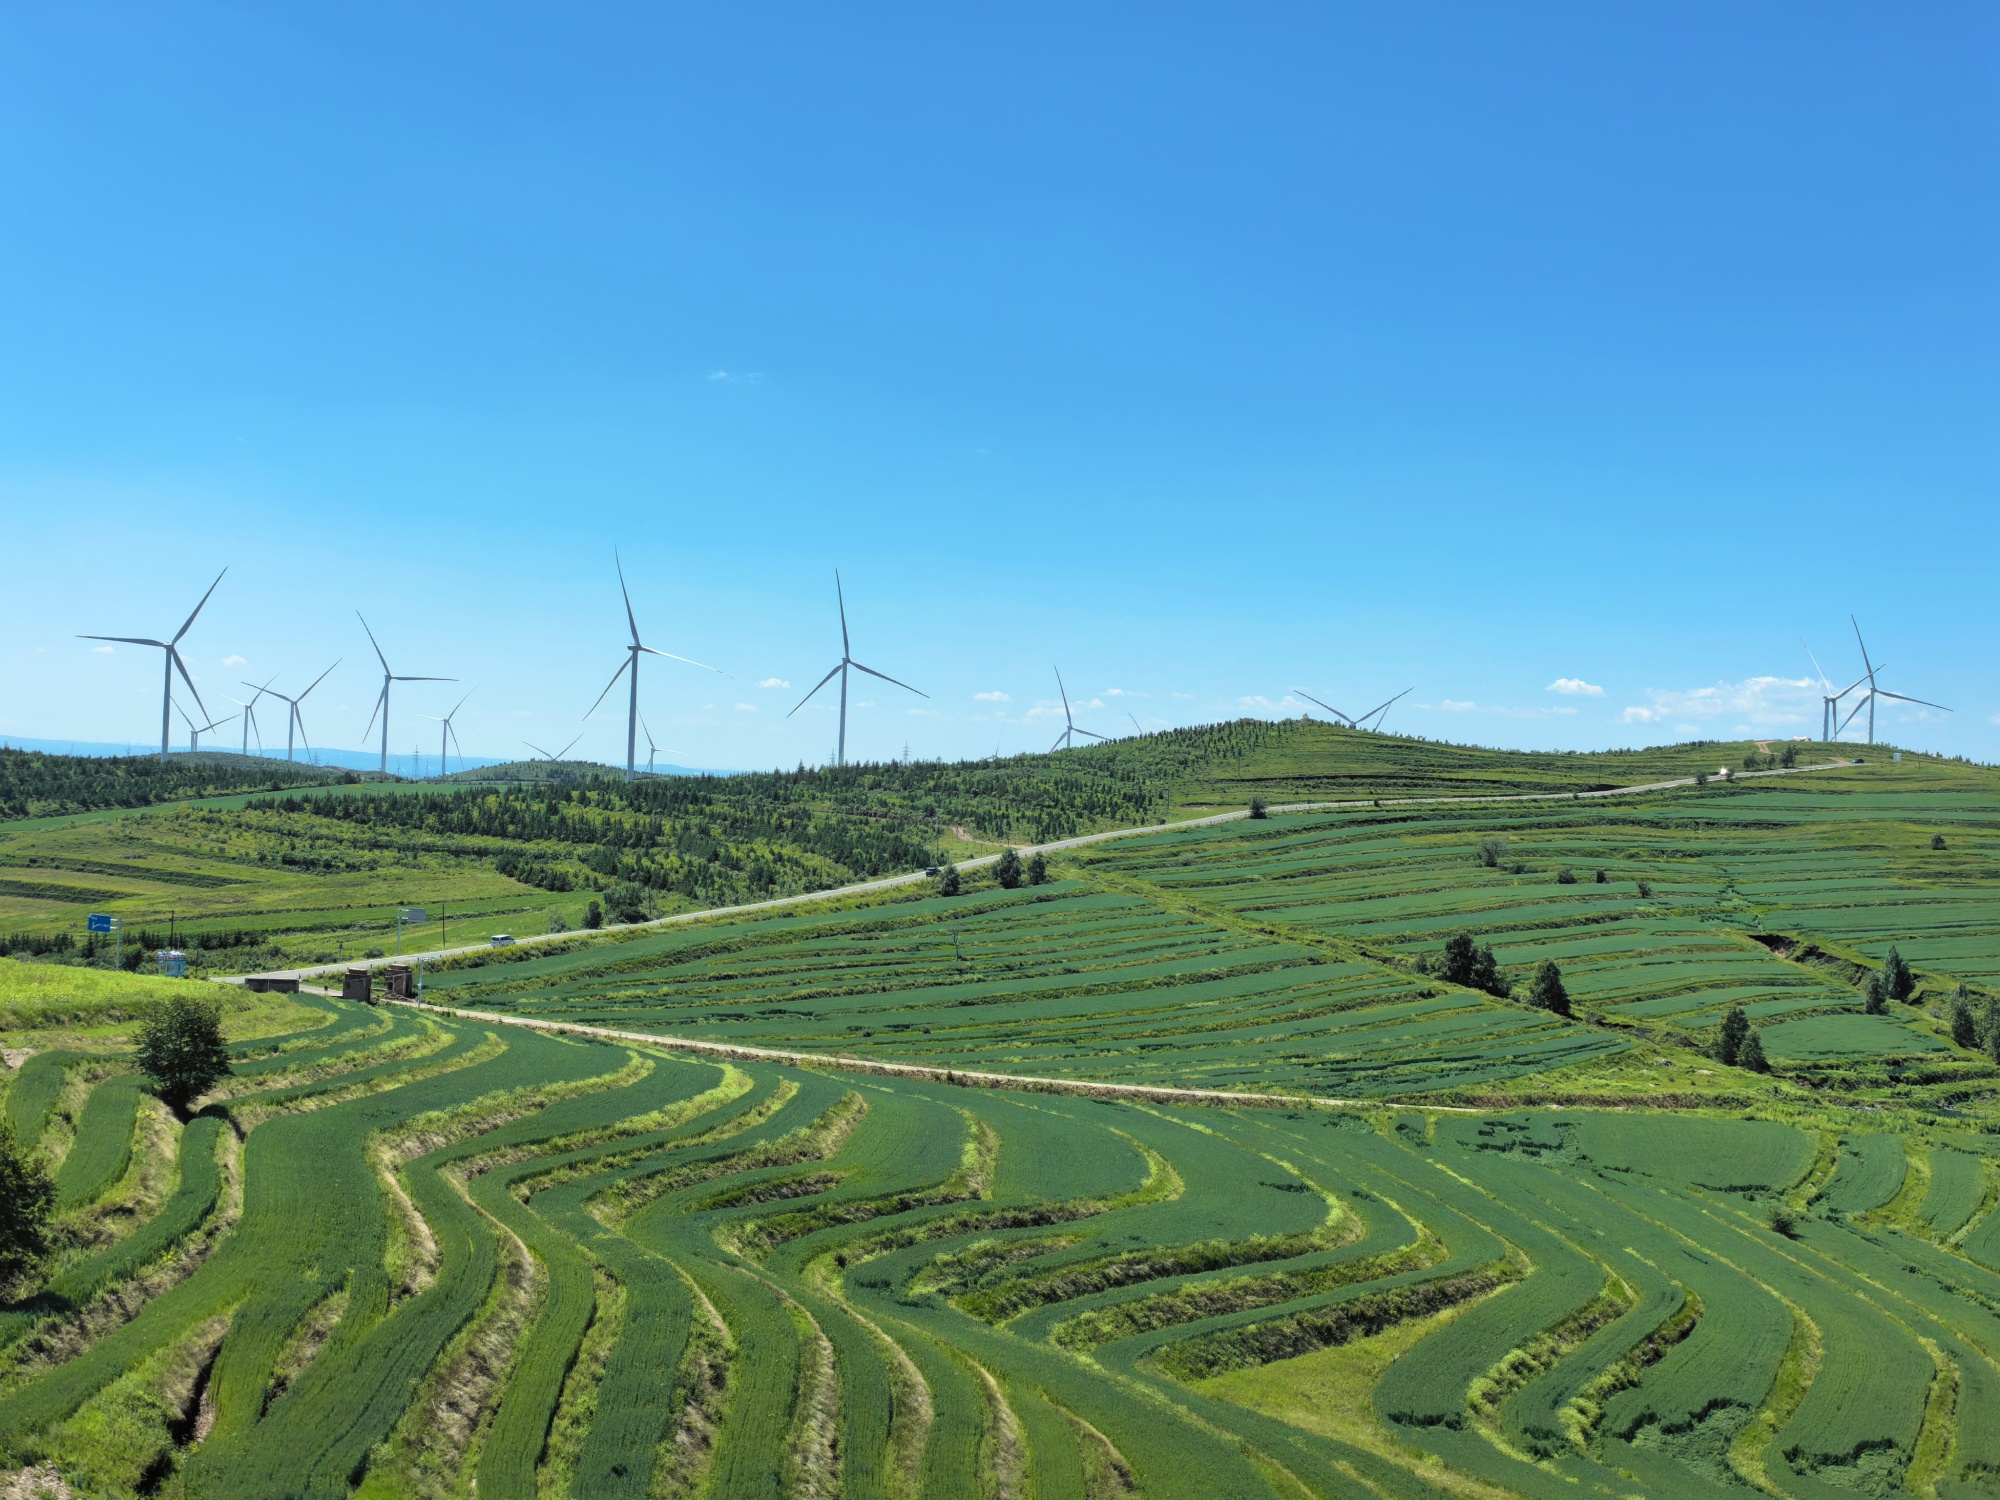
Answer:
top-left (3, 983), bottom-right (1997, 1499)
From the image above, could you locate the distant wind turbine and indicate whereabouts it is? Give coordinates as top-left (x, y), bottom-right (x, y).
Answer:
top-left (359, 613), bottom-right (455, 775)
top-left (638, 713), bottom-right (679, 776)
top-left (788, 571), bottom-right (927, 766)
top-left (174, 702), bottom-right (236, 753)
top-left (586, 554), bottom-right (723, 782)
top-left (525, 734), bottom-right (583, 762)
top-left (252, 662), bottom-right (338, 763)
top-left (1354, 689), bottom-right (1412, 733)
top-left (79, 568), bottom-right (227, 763)
top-left (1801, 640), bottom-right (1871, 743)
top-left (1291, 690), bottom-right (1357, 727)
top-left (225, 674), bottom-right (279, 756)
top-left (1839, 618), bottom-right (1949, 745)
top-left (419, 690), bottom-right (475, 778)
top-left (1048, 668), bottom-right (1108, 752)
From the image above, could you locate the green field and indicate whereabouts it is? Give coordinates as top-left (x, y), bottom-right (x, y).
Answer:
top-left (2, 733), bottom-right (1997, 1497)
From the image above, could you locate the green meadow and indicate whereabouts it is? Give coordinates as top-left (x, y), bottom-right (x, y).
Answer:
top-left (2, 732), bottom-right (1996, 1497)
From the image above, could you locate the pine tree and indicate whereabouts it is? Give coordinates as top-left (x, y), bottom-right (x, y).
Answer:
top-left (1739, 1029), bottom-right (1770, 1073)
top-left (1949, 986), bottom-right (1977, 1049)
top-left (1864, 972), bottom-right (1888, 1015)
top-left (1529, 961), bottom-right (1570, 1016)
top-left (1883, 947), bottom-right (1914, 1002)
top-left (1717, 1005), bottom-right (1750, 1067)
top-left (0, 1121), bottom-right (56, 1287)
top-left (1026, 852), bottom-right (1049, 885)
top-left (995, 847), bottom-right (1023, 889)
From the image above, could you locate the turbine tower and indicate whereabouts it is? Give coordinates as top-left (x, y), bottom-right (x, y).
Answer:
top-left (419, 690), bottom-right (474, 778)
top-left (253, 662), bottom-right (338, 764)
top-left (639, 713), bottom-right (673, 776)
top-left (1801, 641), bottom-right (1871, 742)
top-left (585, 554), bottom-right (722, 782)
top-left (225, 675), bottom-right (279, 756)
top-left (1292, 690), bottom-right (1357, 727)
top-left (1048, 668), bottom-right (1109, 752)
top-left (1841, 618), bottom-right (1949, 745)
top-left (79, 568), bottom-right (227, 763)
top-left (788, 571), bottom-right (927, 766)
top-left (359, 613), bottom-right (454, 775)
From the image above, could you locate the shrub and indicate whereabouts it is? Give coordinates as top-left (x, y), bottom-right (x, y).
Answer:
top-left (1249, 797), bottom-right (1268, 820)
top-left (604, 881), bottom-right (650, 925)
top-left (1864, 972), bottom-right (1888, 1015)
top-left (0, 1120), bottom-right (56, 1288)
top-left (546, 909), bottom-right (571, 934)
top-left (137, 993), bottom-right (233, 1116)
top-left (1436, 933), bottom-right (1507, 998)
top-left (1555, 868), bottom-right (1577, 885)
top-left (937, 863), bottom-right (962, 897)
top-left (1739, 1030), bottom-right (1769, 1073)
top-left (1476, 836), bottom-right (1507, 869)
top-left (1637, 880), bottom-right (1654, 899)
top-left (1931, 832), bottom-right (1947, 850)
top-left (583, 899), bottom-right (604, 930)
top-left (1026, 852), bottom-right (1049, 886)
top-left (1780, 742), bottom-right (1798, 768)
top-left (1716, 1005), bottom-right (1749, 1067)
top-left (1528, 961), bottom-right (1570, 1017)
top-left (995, 847), bottom-right (1023, 889)
top-left (1883, 946), bottom-right (1914, 1002)
top-left (362, 947), bottom-right (386, 959)
top-left (1594, 869), bottom-right (1608, 884)
top-left (1766, 1203), bottom-right (1796, 1237)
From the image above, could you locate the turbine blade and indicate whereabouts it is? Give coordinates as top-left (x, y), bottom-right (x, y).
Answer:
top-left (848, 661), bottom-right (927, 697)
top-left (1050, 729), bottom-right (1068, 754)
top-left (356, 611), bottom-right (391, 674)
top-left (616, 551), bottom-right (641, 647)
top-left (362, 683), bottom-right (388, 741)
top-left (637, 646), bottom-right (723, 674)
top-left (391, 675), bottom-right (456, 683)
top-left (169, 648), bottom-right (210, 719)
top-left (559, 733), bottom-right (583, 758)
top-left (1054, 666), bottom-right (1072, 723)
top-left (788, 663), bottom-right (843, 717)
top-left (1872, 691), bottom-right (1951, 712)
top-left (172, 568), bottom-right (228, 644)
top-left (1291, 689), bottom-right (1353, 724)
top-left (1075, 727), bottom-right (1110, 741)
top-left (1800, 640), bottom-right (1833, 693)
top-left (585, 656), bottom-right (633, 717)
top-left (835, 570), bottom-right (850, 658)
top-left (80, 635), bottom-right (167, 648)
top-left (445, 688), bottom-right (474, 722)
top-left (525, 740), bottom-right (552, 759)
top-left (298, 660), bottom-right (341, 700)
top-left (1850, 615), bottom-right (1875, 675)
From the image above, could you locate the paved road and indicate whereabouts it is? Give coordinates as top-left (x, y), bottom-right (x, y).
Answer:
top-left (222, 757), bottom-right (1859, 984)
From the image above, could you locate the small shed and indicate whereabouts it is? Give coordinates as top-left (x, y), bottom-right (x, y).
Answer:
top-left (384, 964), bottom-right (417, 1000)
top-left (343, 967), bottom-right (374, 1003)
top-left (244, 975), bottom-right (301, 994)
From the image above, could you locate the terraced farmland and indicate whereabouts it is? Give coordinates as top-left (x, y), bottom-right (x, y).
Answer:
top-left (3, 987), bottom-right (1997, 1499)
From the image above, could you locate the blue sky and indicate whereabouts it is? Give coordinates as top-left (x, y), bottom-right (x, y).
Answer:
top-left (2, 3), bottom-right (1994, 769)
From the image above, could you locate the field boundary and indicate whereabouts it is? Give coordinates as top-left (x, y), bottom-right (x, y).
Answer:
top-left (383, 996), bottom-right (1484, 1113)
top-left (224, 759), bottom-right (1858, 984)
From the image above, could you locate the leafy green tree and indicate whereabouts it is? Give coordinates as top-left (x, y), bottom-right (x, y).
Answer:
top-left (1026, 852), bottom-right (1049, 886)
top-left (1637, 880), bottom-right (1654, 898)
top-left (1716, 1005), bottom-right (1749, 1067)
top-left (136, 994), bottom-right (233, 1116)
top-left (1555, 868), bottom-right (1577, 885)
top-left (1780, 742), bottom-right (1798, 768)
top-left (1739, 1029), bottom-right (1769, 1073)
top-left (1931, 832), bottom-right (1946, 850)
top-left (1476, 836), bottom-right (1507, 869)
top-left (0, 1120), bottom-right (56, 1288)
top-left (1528, 961), bottom-right (1570, 1016)
top-left (1949, 986), bottom-right (1977, 1049)
top-left (1883, 946), bottom-right (1914, 1002)
top-left (1981, 998), bottom-right (2000, 1063)
top-left (1439, 934), bottom-right (1477, 986)
top-left (1766, 1202), bottom-right (1795, 1235)
top-left (1594, 869), bottom-right (1608, 884)
top-left (995, 848), bottom-right (1023, 889)
top-left (937, 863), bottom-right (961, 897)
top-left (604, 881), bottom-right (650, 925)
top-left (583, 899), bottom-right (604, 930)
top-left (1248, 797), bottom-right (1268, 819)
top-left (1864, 972), bottom-right (1888, 1015)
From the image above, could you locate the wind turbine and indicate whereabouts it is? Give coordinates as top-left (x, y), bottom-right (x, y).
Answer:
top-left (1048, 668), bottom-right (1109, 752)
top-left (1840, 618), bottom-right (1949, 745)
top-left (1801, 640), bottom-right (1871, 743)
top-left (525, 734), bottom-right (583, 762)
top-left (788, 571), bottom-right (927, 766)
top-left (638, 713), bottom-right (677, 776)
top-left (359, 613), bottom-right (455, 775)
top-left (1354, 688), bottom-right (1413, 733)
top-left (1291, 690), bottom-right (1357, 727)
top-left (419, 690), bottom-right (474, 778)
top-left (253, 662), bottom-right (338, 763)
top-left (225, 675), bottom-right (278, 756)
top-left (174, 702), bottom-right (236, 753)
top-left (585, 554), bottom-right (723, 782)
top-left (79, 568), bottom-right (226, 763)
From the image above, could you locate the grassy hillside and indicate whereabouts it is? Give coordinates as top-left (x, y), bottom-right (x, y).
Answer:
top-left (0, 746), bottom-right (356, 820)
top-left (0, 723), bottom-right (1916, 974)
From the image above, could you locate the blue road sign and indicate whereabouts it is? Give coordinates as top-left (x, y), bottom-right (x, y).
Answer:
top-left (88, 913), bottom-right (114, 933)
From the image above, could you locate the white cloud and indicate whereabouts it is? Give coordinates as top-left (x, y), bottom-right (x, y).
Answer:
top-left (974, 690), bottom-right (1010, 702)
top-left (224, 654), bottom-right (247, 667)
top-left (1438, 699), bottom-right (1477, 712)
top-left (1238, 695), bottom-right (1284, 711)
top-left (757, 677), bottom-right (790, 689)
top-left (705, 370), bottom-right (762, 384)
top-left (1025, 701), bottom-right (1064, 721)
top-left (734, 703), bottom-right (757, 712)
top-left (1619, 676), bottom-right (1816, 732)
top-left (1104, 687), bottom-right (1145, 698)
top-left (1547, 677), bottom-right (1603, 696)
top-left (1172, 691), bottom-right (1195, 700)
top-left (1082, 697), bottom-right (1104, 710)
top-left (91, 645), bottom-right (115, 654)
